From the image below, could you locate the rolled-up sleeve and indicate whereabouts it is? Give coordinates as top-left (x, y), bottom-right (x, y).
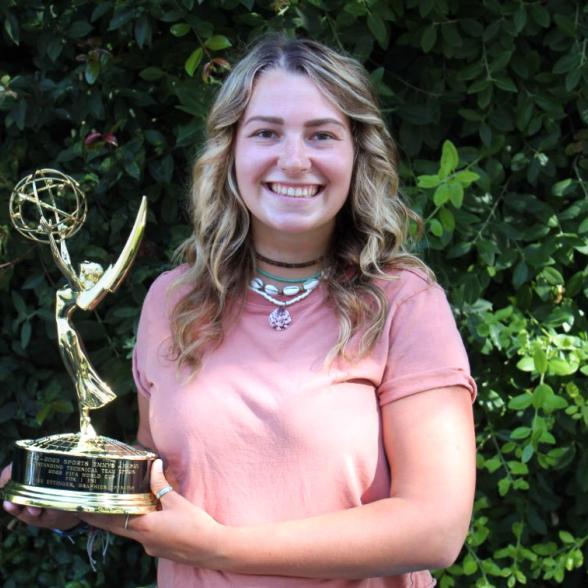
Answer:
top-left (378, 283), bottom-right (476, 406)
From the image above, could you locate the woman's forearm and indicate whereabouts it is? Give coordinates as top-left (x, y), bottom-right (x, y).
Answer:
top-left (214, 495), bottom-right (469, 579)
top-left (211, 387), bottom-right (475, 579)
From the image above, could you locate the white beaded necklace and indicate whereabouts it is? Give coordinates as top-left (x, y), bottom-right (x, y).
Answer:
top-left (248, 274), bottom-right (323, 331)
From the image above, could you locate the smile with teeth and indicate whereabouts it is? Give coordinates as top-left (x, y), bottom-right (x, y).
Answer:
top-left (267, 183), bottom-right (322, 198)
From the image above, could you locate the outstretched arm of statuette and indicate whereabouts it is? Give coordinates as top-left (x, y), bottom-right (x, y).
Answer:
top-left (45, 223), bottom-right (82, 290)
top-left (76, 196), bottom-right (147, 311)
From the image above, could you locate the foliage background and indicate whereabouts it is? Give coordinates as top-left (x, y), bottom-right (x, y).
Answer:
top-left (1, 0), bottom-right (587, 586)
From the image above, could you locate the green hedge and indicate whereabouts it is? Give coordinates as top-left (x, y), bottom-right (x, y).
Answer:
top-left (1, 1), bottom-right (587, 586)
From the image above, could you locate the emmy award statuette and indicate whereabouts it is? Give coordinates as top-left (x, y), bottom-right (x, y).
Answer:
top-left (2, 169), bottom-right (158, 514)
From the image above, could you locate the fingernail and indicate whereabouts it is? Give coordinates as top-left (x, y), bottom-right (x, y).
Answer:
top-left (3, 500), bottom-right (16, 513)
top-left (26, 506), bottom-right (41, 516)
top-left (154, 459), bottom-right (163, 472)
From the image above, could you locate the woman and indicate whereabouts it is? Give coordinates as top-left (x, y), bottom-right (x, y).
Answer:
top-left (2, 36), bottom-right (476, 587)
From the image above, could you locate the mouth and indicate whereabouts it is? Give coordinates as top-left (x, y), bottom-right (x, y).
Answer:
top-left (265, 182), bottom-right (323, 198)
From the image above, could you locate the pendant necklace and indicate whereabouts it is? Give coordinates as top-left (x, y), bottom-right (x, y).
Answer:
top-left (248, 273), bottom-right (323, 331)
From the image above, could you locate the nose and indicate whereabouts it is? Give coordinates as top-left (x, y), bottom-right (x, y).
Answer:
top-left (278, 136), bottom-right (311, 175)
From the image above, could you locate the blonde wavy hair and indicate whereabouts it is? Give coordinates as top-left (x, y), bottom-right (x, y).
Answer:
top-left (172, 35), bottom-right (431, 370)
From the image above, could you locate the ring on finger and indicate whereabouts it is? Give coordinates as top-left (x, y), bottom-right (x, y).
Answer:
top-left (155, 485), bottom-right (173, 500)
top-left (124, 513), bottom-right (130, 530)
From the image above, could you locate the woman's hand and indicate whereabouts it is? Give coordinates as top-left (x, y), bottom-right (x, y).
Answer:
top-left (1, 463), bottom-right (80, 531)
top-left (79, 459), bottom-right (226, 569)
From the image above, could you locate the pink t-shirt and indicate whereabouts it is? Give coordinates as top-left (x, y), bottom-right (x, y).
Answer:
top-left (133, 265), bottom-right (476, 588)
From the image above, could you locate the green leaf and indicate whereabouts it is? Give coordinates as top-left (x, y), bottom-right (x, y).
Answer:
top-left (533, 348), bottom-right (547, 374)
top-left (36, 403), bottom-right (51, 426)
top-left (344, 2), bottom-right (367, 16)
top-left (108, 6), bottom-right (136, 31)
top-left (513, 262), bottom-right (528, 289)
top-left (577, 217), bottom-right (588, 234)
top-left (517, 356), bottom-right (535, 372)
top-left (439, 140), bottom-right (459, 177)
top-left (498, 478), bottom-right (511, 496)
top-left (454, 170), bottom-right (480, 186)
top-left (46, 38), bottom-right (64, 61)
top-left (417, 174), bottom-right (441, 188)
top-left (513, 5), bottom-right (527, 32)
top-left (484, 456), bottom-right (501, 473)
top-left (494, 77), bottom-right (517, 92)
top-left (554, 14), bottom-right (575, 35)
top-left (171, 23), bottom-right (191, 37)
top-left (429, 219), bottom-right (443, 237)
top-left (529, 4), bottom-right (550, 28)
top-left (448, 182), bottom-right (464, 207)
top-left (20, 321), bottom-right (31, 349)
top-left (91, 2), bottom-right (112, 22)
top-left (439, 207), bottom-right (455, 232)
top-left (185, 48), bottom-right (203, 77)
top-left (433, 183), bottom-right (451, 206)
top-left (559, 530), bottom-right (575, 544)
top-left (508, 460), bottom-right (528, 475)
top-left (205, 35), bottom-right (232, 51)
top-left (68, 21), bottom-right (93, 39)
top-left (553, 52), bottom-right (579, 75)
top-left (139, 67), bottom-right (166, 81)
top-left (135, 15), bottom-right (152, 48)
top-left (463, 553), bottom-right (478, 575)
top-left (511, 426), bottom-right (531, 440)
top-left (441, 23), bottom-right (462, 48)
top-left (509, 394), bottom-right (533, 410)
top-left (421, 25), bottom-right (437, 53)
top-left (542, 267), bottom-right (563, 285)
top-left (521, 444), bottom-right (534, 463)
top-left (124, 161), bottom-right (141, 179)
top-left (4, 11), bottom-right (20, 45)
top-left (543, 394), bottom-right (567, 413)
top-left (548, 358), bottom-right (577, 376)
top-left (85, 60), bottom-right (101, 85)
top-left (367, 13), bottom-right (387, 48)
top-left (533, 383), bottom-right (552, 408)
top-left (551, 179), bottom-right (574, 196)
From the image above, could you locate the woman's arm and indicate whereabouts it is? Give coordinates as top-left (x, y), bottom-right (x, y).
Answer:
top-left (214, 385), bottom-right (476, 578)
top-left (85, 385), bottom-right (474, 579)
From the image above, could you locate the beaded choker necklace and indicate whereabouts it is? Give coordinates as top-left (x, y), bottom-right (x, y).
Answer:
top-left (248, 272), bottom-right (324, 331)
top-left (255, 252), bottom-right (322, 269)
top-left (256, 268), bottom-right (322, 284)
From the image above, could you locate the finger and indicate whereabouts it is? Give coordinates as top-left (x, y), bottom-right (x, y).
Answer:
top-left (25, 506), bottom-right (42, 517)
top-left (77, 512), bottom-right (124, 532)
top-left (0, 464), bottom-right (13, 488)
top-left (150, 459), bottom-right (175, 503)
top-left (3, 500), bottom-right (23, 516)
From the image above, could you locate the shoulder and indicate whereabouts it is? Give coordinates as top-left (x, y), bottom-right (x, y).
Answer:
top-left (142, 264), bottom-right (192, 313)
top-left (376, 265), bottom-right (444, 308)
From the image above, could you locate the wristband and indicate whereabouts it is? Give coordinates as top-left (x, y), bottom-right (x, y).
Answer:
top-left (52, 521), bottom-right (90, 538)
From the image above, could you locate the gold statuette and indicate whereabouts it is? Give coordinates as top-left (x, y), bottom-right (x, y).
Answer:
top-left (2, 169), bottom-right (157, 514)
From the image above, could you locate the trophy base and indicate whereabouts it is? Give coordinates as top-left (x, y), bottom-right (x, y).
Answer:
top-left (3, 481), bottom-right (157, 514)
top-left (4, 433), bottom-right (158, 514)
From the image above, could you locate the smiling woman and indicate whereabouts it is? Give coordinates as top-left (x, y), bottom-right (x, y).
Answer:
top-left (234, 68), bottom-right (354, 245)
top-left (2, 35), bottom-right (476, 588)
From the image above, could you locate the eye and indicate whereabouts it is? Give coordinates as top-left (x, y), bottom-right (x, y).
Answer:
top-left (251, 129), bottom-right (278, 139)
top-left (310, 131), bottom-right (337, 141)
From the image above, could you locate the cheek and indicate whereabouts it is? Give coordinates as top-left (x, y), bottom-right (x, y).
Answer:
top-left (235, 147), bottom-right (271, 187)
top-left (323, 153), bottom-right (353, 190)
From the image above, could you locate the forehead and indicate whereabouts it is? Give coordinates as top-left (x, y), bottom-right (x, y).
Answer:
top-left (242, 68), bottom-right (348, 124)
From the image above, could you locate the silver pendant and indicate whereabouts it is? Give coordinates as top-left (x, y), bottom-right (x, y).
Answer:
top-left (268, 307), bottom-right (291, 331)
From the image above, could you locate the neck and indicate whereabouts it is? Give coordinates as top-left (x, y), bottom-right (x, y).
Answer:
top-left (252, 227), bottom-right (331, 279)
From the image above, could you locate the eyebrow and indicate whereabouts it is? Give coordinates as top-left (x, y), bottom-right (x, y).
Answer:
top-left (243, 115), bottom-right (347, 129)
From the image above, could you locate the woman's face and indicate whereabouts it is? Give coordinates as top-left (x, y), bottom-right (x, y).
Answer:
top-left (234, 68), bottom-right (354, 248)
